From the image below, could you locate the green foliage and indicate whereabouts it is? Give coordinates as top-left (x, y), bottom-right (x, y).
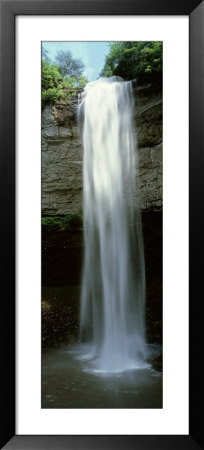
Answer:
top-left (55, 49), bottom-right (85, 80)
top-left (42, 216), bottom-right (63, 227)
top-left (101, 41), bottom-right (162, 80)
top-left (78, 75), bottom-right (89, 87)
top-left (42, 60), bottom-right (65, 106)
top-left (42, 52), bottom-right (88, 107)
top-left (42, 212), bottom-right (83, 230)
top-left (42, 61), bottom-right (63, 90)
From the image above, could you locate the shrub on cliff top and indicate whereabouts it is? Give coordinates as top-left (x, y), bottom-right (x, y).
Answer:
top-left (42, 60), bottom-right (64, 107)
top-left (100, 41), bottom-right (162, 80)
top-left (42, 59), bottom-right (88, 108)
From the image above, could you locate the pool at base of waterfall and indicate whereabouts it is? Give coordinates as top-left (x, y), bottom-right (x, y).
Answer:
top-left (42, 344), bottom-right (162, 409)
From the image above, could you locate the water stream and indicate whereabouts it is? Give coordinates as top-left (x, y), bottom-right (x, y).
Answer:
top-left (78, 77), bottom-right (147, 373)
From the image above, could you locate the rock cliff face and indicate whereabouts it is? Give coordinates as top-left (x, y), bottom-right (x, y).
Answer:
top-left (42, 79), bottom-right (162, 215)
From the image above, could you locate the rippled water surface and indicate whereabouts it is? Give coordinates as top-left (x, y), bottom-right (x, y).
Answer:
top-left (42, 345), bottom-right (162, 409)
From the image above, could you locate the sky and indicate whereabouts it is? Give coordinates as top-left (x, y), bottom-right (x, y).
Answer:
top-left (42, 41), bottom-right (110, 81)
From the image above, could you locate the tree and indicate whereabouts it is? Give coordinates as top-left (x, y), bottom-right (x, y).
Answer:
top-left (42, 61), bottom-right (63, 90)
top-left (55, 49), bottom-right (85, 80)
top-left (42, 59), bottom-right (89, 107)
top-left (42, 60), bottom-right (64, 106)
top-left (101, 41), bottom-right (162, 80)
top-left (42, 46), bottom-right (51, 63)
top-left (78, 74), bottom-right (89, 88)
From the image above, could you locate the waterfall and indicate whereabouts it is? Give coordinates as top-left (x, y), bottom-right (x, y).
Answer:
top-left (78, 77), bottom-right (146, 372)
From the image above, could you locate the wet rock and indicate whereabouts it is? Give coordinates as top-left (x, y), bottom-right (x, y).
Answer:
top-left (42, 286), bottom-right (80, 349)
top-left (149, 354), bottom-right (163, 372)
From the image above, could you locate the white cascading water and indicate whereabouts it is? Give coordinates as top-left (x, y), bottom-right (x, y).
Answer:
top-left (78, 77), bottom-right (146, 373)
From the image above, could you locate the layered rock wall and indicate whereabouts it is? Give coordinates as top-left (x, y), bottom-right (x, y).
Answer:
top-left (42, 79), bottom-right (162, 215)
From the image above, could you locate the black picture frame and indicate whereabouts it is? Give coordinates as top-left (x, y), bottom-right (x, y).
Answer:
top-left (0, 0), bottom-right (203, 449)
